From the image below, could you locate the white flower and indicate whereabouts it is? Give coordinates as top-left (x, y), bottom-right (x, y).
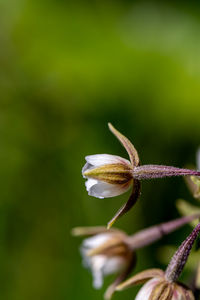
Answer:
top-left (82, 123), bottom-right (141, 228)
top-left (82, 123), bottom-right (200, 228)
top-left (80, 232), bottom-right (130, 289)
top-left (72, 226), bottom-right (136, 299)
top-left (82, 154), bottom-right (133, 199)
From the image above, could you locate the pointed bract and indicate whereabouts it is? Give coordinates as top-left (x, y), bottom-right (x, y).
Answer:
top-left (71, 226), bottom-right (121, 237)
top-left (107, 180), bottom-right (141, 228)
top-left (116, 269), bottom-right (164, 291)
top-left (108, 123), bottom-right (140, 167)
top-left (165, 223), bottom-right (200, 282)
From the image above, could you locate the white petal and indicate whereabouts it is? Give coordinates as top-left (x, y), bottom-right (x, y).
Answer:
top-left (135, 278), bottom-right (161, 300)
top-left (80, 233), bottom-right (126, 289)
top-left (83, 255), bottom-right (125, 289)
top-left (93, 267), bottom-right (103, 289)
top-left (91, 255), bottom-right (106, 289)
top-left (102, 256), bottom-right (125, 276)
top-left (82, 162), bottom-right (94, 176)
top-left (82, 234), bottom-right (111, 250)
top-left (82, 154), bottom-right (130, 177)
top-left (197, 148), bottom-right (200, 170)
top-left (81, 252), bottom-right (107, 289)
top-left (80, 234), bottom-right (111, 271)
top-left (85, 154), bottom-right (130, 167)
top-left (85, 179), bottom-right (98, 191)
top-left (88, 181), bottom-right (131, 198)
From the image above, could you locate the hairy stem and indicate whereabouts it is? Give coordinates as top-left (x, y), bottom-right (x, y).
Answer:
top-left (133, 165), bottom-right (200, 180)
top-left (126, 214), bottom-right (200, 250)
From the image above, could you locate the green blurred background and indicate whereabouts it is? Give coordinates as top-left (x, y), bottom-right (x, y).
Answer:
top-left (1, 0), bottom-right (200, 299)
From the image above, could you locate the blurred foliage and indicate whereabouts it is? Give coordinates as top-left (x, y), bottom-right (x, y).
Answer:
top-left (0, 0), bottom-right (200, 299)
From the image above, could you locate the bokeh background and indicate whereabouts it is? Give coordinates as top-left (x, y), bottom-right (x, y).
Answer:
top-left (1, 0), bottom-right (200, 299)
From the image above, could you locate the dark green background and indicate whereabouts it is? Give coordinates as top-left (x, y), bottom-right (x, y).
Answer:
top-left (0, 0), bottom-right (200, 299)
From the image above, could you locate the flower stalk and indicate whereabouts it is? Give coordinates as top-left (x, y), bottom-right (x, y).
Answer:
top-left (133, 165), bottom-right (200, 180)
top-left (126, 214), bottom-right (200, 250)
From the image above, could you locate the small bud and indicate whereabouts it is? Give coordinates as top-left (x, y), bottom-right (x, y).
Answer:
top-left (165, 223), bottom-right (200, 282)
top-left (82, 124), bottom-right (200, 227)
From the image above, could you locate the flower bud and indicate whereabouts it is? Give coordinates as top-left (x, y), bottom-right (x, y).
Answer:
top-left (73, 227), bottom-right (134, 291)
top-left (82, 155), bottom-right (133, 198)
top-left (165, 223), bottom-right (200, 282)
